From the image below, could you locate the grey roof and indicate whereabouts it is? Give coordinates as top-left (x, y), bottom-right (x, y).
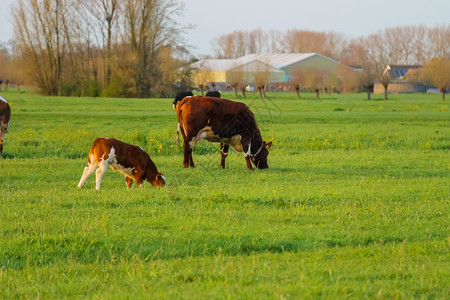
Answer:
top-left (188, 53), bottom-right (337, 72)
top-left (238, 53), bottom-right (320, 69)
top-left (189, 59), bottom-right (238, 71)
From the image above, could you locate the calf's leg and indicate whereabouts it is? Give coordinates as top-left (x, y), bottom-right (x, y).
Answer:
top-left (77, 164), bottom-right (97, 188)
top-left (125, 177), bottom-right (133, 188)
top-left (95, 160), bottom-right (108, 190)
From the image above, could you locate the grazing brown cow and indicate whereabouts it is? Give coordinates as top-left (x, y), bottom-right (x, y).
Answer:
top-left (0, 96), bottom-right (11, 157)
top-left (78, 138), bottom-right (165, 190)
top-left (176, 95), bottom-right (272, 170)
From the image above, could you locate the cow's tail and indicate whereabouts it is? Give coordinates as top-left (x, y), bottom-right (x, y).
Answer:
top-left (176, 123), bottom-right (180, 150)
top-left (175, 97), bottom-right (190, 151)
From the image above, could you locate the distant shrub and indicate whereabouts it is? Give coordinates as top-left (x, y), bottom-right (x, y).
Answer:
top-left (101, 76), bottom-right (127, 98)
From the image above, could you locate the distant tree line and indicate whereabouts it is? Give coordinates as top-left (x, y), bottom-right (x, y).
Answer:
top-left (212, 25), bottom-right (449, 65)
top-left (211, 25), bottom-right (450, 100)
top-left (0, 1), bottom-right (448, 100)
top-left (0, 0), bottom-right (190, 98)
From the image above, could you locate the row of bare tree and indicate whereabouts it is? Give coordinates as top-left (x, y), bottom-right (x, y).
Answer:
top-left (211, 25), bottom-right (449, 100)
top-left (1, 0), bottom-right (188, 97)
top-left (0, 0), bottom-right (448, 99)
top-left (212, 25), bottom-right (449, 66)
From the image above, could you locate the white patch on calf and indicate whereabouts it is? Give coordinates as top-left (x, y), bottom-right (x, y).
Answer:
top-left (104, 147), bottom-right (136, 178)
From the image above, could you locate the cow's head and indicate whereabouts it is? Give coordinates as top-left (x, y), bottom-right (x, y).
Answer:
top-left (250, 141), bottom-right (272, 169)
top-left (148, 173), bottom-right (166, 187)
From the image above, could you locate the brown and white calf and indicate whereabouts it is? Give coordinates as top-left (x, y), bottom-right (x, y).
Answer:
top-left (78, 138), bottom-right (165, 190)
top-left (0, 96), bottom-right (11, 157)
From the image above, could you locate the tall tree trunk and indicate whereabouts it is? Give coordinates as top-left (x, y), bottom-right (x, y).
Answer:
top-left (364, 84), bottom-right (373, 100)
top-left (240, 85), bottom-right (247, 98)
top-left (233, 86), bottom-right (238, 99)
top-left (258, 86), bottom-right (264, 98)
top-left (383, 84), bottom-right (389, 100)
top-left (315, 88), bottom-right (320, 99)
top-left (440, 88), bottom-right (446, 101)
top-left (199, 84), bottom-right (204, 96)
top-left (295, 85), bottom-right (301, 99)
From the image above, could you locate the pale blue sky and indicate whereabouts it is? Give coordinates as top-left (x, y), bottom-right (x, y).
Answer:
top-left (1, 0), bottom-right (448, 56)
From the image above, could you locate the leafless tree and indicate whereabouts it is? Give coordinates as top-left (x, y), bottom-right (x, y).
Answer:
top-left (213, 30), bottom-right (250, 59)
top-left (324, 71), bottom-right (340, 94)
top-left (119, 0), bottom-right (185, 97)
top-left (227, 63), bottom-right (245, 98)
top-left (411, 25), bottom-right (429, 65)
top-left (337, 64), bottom-right (361, 94)
top-left (302, 67), bottom-right (325, 99)
top-left (428, 24), bottom-right (450, 60)
top-left (248, 29), bottom-right (267, 54)
top-left (364, 31), bottom-right (392, 100)
top-left (289, 67), bottom-right (305, 99)
top-left (280, 29), bottom-right (348, 60)
top-left (252, 63), bottom-right (271, 98)
top-left (77, 0), bottom-right (118, 88)
top-left (266, 29), bottom-right (283, 54)
top-left (12, 0), bottom-right (71, 95)
top-left (192, 62), bottom-right (213, 95)
top-left (422, 57), bottom-right (450, 101)
top-left (0, 45), bottom-right (10, 91)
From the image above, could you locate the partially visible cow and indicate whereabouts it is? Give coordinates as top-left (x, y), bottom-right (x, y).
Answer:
top-left (173, 91), bottom-right (193, 109)
top-left (177, 96), bottom-right (272, 170)
top-left (78, 138), bottom-right (165, 190)
top-left (205, 91), bottom-right (221, 98)
top-left (0, 96), bottom-right (11, 157)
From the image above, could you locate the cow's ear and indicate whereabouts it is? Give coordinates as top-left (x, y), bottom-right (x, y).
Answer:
top-left (264, 141), bottom-right (273, 149)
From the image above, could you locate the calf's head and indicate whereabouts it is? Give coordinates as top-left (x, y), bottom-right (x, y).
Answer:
top-left (147, 172), bottom-right (166, 187)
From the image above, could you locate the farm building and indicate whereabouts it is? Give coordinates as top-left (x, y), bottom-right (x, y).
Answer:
top-left (374, 65), bottom-right (427, 94)
top-left (185, 53), bottom-right (344, 90)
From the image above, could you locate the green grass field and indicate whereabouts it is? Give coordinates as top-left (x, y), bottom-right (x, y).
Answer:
top-left (0, 90), bottom-right (449, 298)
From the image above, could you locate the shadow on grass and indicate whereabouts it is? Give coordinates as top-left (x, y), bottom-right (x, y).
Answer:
top-left (2, 232), bottom-right (417, 270)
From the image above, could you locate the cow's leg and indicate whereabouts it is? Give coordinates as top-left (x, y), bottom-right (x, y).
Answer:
top-left (77, 163), bottom-right (97, 188)
top-left (125, 177), bottom-right (133, 189)
top-left (135, 177), bottom-right (144, 187)
top-left (95, 160), bottom-right (108, 190)
top-left (244, 156), bottom-right (254, 170)
top-left (183, 140), bottom-right (195, 168)
top-left (242, 142), bottom-right (254, 170)
top-left (188, 149), bottom-right (195, 168)
top-left (220, 143), bottom-right (229, 169)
